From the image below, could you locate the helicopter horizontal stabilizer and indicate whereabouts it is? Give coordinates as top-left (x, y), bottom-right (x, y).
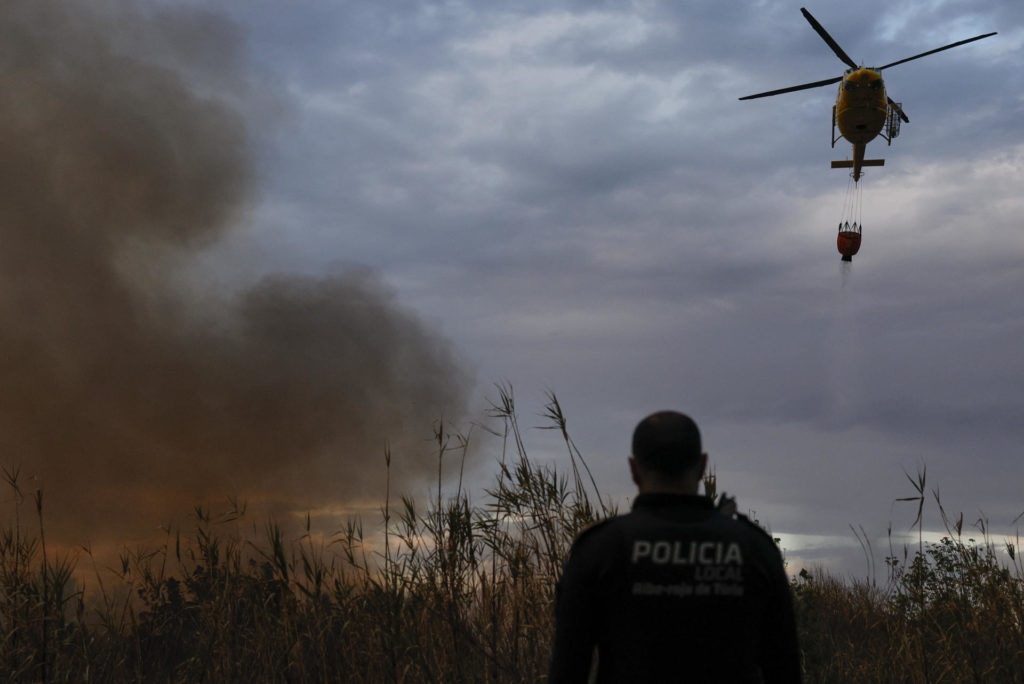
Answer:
top-left (831, 159), bottom-right (884, 168)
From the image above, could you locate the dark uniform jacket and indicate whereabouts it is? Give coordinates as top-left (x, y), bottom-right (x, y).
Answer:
top-left (549, 493), bottom-right (801, 683)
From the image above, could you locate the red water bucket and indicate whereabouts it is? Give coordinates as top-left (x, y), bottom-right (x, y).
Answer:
top-left (837, 226), bottom-right (861, 262)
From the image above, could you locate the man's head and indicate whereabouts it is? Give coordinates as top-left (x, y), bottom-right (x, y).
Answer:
top-left (629, 411), bottom-right (707, 494)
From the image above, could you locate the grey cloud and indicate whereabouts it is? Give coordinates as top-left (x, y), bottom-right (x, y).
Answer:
top-left (172, 0), bottom-right (1024, 572)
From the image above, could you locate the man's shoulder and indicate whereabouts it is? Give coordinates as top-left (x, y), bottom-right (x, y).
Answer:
top-left (729, 511), bottom-right (776, 539)
top-left (718, 512), bottom-right (784, 563)
top-left (570, 516), bottom-right (617, 546)
top-left (571, 506), bottom-right (779, 549)
top-left (568, 512), bottom-right (640, 557)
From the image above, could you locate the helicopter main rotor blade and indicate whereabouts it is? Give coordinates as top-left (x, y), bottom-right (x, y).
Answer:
top-left (739, 75), bottom-right (843, 100)
top-left (888, 97), bottom-right (909, 123)
top-left (801, 7), bottom-right (858, 69)
top-left (879, 32), bottom-right (997, 70)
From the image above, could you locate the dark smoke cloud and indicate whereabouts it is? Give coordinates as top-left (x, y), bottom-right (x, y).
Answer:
top-left (0, 1), bottom-right (467, 547)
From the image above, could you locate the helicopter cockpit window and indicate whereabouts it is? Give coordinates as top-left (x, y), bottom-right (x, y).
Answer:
top-left (844, 80), bottom-right (859, 90)
top-left (868, 80), bottom-right (882, 89)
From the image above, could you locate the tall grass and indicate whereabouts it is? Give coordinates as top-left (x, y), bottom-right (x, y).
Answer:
top-left (1, 394), bottom-right (1023, 682)
top-left (794, 465), bottom-right (1024, 683)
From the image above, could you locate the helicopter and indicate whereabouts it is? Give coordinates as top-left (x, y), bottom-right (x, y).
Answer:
top-left (740, 8), bottom-right (996, 182)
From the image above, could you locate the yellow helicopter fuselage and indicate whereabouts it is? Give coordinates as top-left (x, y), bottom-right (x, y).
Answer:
top-left (832, 67), bottom-right (889, 180)
top-left (835, 67), bottom-right (887, 143)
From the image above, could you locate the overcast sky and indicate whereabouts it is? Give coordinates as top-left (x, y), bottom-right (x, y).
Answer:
top-left (10, 0), bottom-right (1023, 577)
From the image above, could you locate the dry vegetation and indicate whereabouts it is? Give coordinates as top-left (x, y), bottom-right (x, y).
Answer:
top-left (793, 466), bottom-right (1024, 683)
top-left (2, 390), bottom-right (1023, 682)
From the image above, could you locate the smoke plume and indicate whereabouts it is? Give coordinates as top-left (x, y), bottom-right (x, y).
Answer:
top-left (0, 1), bottom-right (467, 548)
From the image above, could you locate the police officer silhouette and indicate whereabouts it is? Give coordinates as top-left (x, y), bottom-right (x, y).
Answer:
top-left (549, 411), bottom-right (801, 683)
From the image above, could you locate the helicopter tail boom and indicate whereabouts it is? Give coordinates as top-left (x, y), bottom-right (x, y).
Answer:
top-left (832, 157), bottom-right (883, 183)
top-left (832, 142), bottom-right (883, 181)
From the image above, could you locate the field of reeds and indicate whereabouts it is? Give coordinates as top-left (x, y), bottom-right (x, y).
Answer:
top-left (2, 388), bottom-right (1023, 682)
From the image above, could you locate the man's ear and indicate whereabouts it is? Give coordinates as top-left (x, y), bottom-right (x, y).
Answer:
top-left (629, 456), bottom-right (641, 487)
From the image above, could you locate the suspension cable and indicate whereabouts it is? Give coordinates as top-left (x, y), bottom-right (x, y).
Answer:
top-left (838, 174), bottom-right (864, 232)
